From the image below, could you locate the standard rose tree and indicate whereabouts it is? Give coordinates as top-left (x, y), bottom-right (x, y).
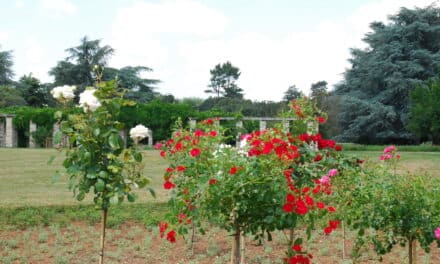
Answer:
top-left (52, 78), bottom-right (151, 264)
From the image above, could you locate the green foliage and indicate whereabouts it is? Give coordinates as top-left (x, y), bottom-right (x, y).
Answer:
top-left (334, 148), bottom-right (440, 262)
top-left (32, 126), bottom-right (52, 147)
top-left (0, 86), bottom-right (26, 108)
top-left (103, 66), bottom-right (160, 103)
top-left (57, 80), bottom-right (149, 210)
top-left (408, 75), bottom-right (440, 144)
top-left (0, 46), bottom-right (14, 85)
top-left (283, 85), bottom-right (303, 102)
top-left (334, 6), bottom-right (440, 143)
top-left (17, 74), bottom-right (51, 107)
top-left (49, 36), bottom-right (115, 97)
top-left (205, 61), bottom-right (243, 99)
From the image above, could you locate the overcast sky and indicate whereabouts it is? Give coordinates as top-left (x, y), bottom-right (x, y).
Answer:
top-left (0, 0), bottom-right (435, 101)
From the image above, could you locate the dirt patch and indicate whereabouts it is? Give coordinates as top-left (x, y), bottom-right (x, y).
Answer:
top-left (0, 222), bottom-right (439, 263)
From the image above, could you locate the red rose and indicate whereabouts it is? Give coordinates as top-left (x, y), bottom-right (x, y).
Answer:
top-left (160, 150), bottom-right (166, 158)
top-left (166, 230), bottom-right (176, 243)
top-left (190, 148), bottom-right (201, 157)
top-left (229, 166), bottom-right (238, 175)
top-left (317, 116), bottom-right (326, 124)
top-left (292, 244), bottom-right (302, 252)
top-left (324, 226), bottom-right (333, 235)
top-left (314, 154), bottom-right (322, 162)
top-left (177, 165), bottom-right (186, 172)
top-left (283, 203), bottom-right (294, 213)
top-left (335, 145), bottom-right (342, 151)
top-left (209, 131), bottom-right (217, 137)
top-left (163, 181), bottom-right (175, 190)
top-left (209, 178), bottom-right (217, 185)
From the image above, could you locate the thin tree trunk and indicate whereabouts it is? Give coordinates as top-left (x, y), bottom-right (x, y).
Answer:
top-left (408, 238), bottom-right (413, 264)
top-left (231, 228), bottom-right (241, 264)
top-left (342, 221), bottom-right (346, 259)
top-left (240, 232), bottom-right (245, 264)
top-left (411, 239), bottom-right (417, 264)
top-left (289, 227), bottom-right (295, 246)
top-left (99, 209), bottom-right (108, 264)
top-left (191, 222), bottom-right (196, 253)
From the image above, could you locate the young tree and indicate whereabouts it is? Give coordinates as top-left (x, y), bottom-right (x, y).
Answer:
top-left (0, 46), bottom-right (14, 85)
top-left (205, 61), bottom-right (243, 99)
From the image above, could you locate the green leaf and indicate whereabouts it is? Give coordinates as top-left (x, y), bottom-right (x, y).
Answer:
top-left (108, 133), bottom-right (120, 150)
top-left (76, 192), bottom-right (85, 201)
top-left (93, 128), bottom-right (100, 137)
top-left (293, 237), bottom-right (303, 245)
top-left (147, 187), bottom-right (156, 198)
top-left (53, 131), bottom-right (62, 145)
top-left (95, 179), bottom-right (105, 192)
top-left (134, 152), bottom-right (142, 162)
top-left (127, 193), bottom-right (137, 202)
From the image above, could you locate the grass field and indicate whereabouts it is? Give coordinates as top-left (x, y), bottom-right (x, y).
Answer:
top-left (1, 148), bottom-right (439, 208)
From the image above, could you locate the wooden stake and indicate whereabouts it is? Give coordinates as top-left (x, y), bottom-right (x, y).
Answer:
top-left (99, 209), bottom-right (108, 264)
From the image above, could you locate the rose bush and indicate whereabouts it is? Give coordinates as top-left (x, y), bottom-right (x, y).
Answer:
top-left (156, 98), bottom-right (357, 263)
top-left (53, 73), bottom-right (152, 264)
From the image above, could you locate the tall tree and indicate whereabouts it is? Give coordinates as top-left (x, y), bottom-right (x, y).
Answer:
top-left (0, 46), bottom-right (14, 85)
top-left (205, 61), bottom-right (243, 99)
top-left (334, 5), bottom-right (440, 143)
top-left (103, 66), bottom-right (160, 103)
top-left (49, 36), bottom-right (114, 90)
top-left (283, 85), bottom-right (304, 102)
top-left (17, 74), bottom-right (50, 107)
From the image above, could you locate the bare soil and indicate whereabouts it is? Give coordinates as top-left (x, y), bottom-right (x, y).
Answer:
top-left (0, 222), bottom-right (439, 263)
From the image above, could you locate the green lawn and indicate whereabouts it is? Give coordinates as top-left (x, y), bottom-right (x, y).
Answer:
top-left (0, 148), bottom-right (168, 207)
top-left (0, 148), bottom-right (439, 207)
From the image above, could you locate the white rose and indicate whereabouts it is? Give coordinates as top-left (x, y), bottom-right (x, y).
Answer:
top-left (79, 89), bottom-right (101, 112)
top-left (130, 124), bottom-right (150, 140)
top-left (51, 85), bottom-right (76, 102)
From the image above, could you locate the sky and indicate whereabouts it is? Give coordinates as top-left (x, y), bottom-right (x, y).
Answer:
top-left (0, 0), bottom-right (436, 101)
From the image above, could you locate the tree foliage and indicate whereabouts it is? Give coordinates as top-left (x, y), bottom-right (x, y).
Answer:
top-left (205, 61), bottom-right (243, 99)
top-left (0, 86), bottom-right (26, 108)
top-left (0, 46), bottom-right (14, 85)
top-left (49, 36), bottom-right (114, 94)
top-left (103, 66), bottom-right (159, 103)
top-left (334, 5), bottom-right (440, 143)
top-left (283, 85), bottom-right (304, 102)
top-left (17, 74), bottom-right (51, 107)
top-left (408, 75), bottom-right (440, 144)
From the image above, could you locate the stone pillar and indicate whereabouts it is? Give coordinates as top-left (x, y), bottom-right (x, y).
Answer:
top-left (214, 119), bottom-right (220, 127)
top-left (148, 130), bottom-right (153, 146)
top-left (259, 120), bottom-right (266, 131)
top-left (282, 121), bottom-right (290, 133)
top-left (236, 121), bottom-right (243, 147)
top-left (29, 121), bottom-right (37, 148)
top-left (0, 119), bottom-right (5, 147)
top-left (189, 119), bottom-right (196, 131)
top-left (5, 116), bottom-right (16, 148)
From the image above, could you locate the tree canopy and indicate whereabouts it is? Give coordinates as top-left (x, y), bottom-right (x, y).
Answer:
top-left (205, 61), bottom-right (243, 99)
top-left (334, 5), bottom-right (440, 143)
top-left (283, 85), bottom-right (303, 102)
